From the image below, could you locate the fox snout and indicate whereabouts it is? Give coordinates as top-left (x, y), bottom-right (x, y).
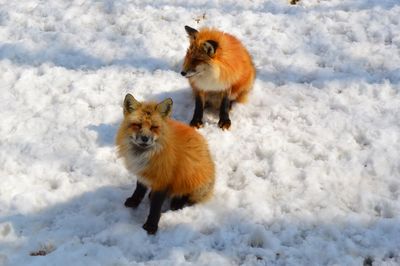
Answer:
top-left (139, 135), bottom-right (150, 143)
top-left (182, 58), bottom-right (201, 78)
top-left (180, 69), bottom-right (198, 78)
top-left (131, 133), bottom-right (154, 148)
top-left (181, 70), bottom-right (194, 77)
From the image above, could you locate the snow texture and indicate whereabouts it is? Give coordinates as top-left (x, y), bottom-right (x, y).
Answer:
top-left (1, 0), bottom-right (400, 265)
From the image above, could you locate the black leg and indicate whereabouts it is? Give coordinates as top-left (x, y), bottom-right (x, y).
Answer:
top-left (170, 195), bottom-right (189, 210)
top-left (190, 94), bottom-right (204, 128)
top-left (124, 181), bottom-right (147, 208)
top-left (218, 94), bottom-right (231, 130)
top-left (142, 190), bottom-right (167, 234)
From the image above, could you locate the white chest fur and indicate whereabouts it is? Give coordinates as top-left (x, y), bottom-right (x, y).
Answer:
top-left (190, 65), bottom-right (227, 92)
top-left (124, 147), bottom-right (152, 186)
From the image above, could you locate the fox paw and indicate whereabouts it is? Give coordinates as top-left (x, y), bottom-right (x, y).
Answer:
top-left (142, 222), bottom-right (158, 235)
top-left (190, 119), bottom-right (204, 128)
top-left (124, 197), bottom-right (141, 208)
top-left (218, 118), bottom-right (231, 130)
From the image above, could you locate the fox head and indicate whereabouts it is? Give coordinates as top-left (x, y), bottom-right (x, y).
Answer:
top-left (181, 25), bottom-right (219, 78)
top-left (121, 94), bottom-right (173, 150)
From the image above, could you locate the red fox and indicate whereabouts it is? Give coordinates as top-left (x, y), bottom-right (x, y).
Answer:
top-left (115, 94), bottom-right (215, 234)
top-left (181, 25), bottom-right (256, 130)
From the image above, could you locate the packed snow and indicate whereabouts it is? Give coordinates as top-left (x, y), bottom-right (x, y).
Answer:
top-left (1, 0), bottom-right (400, 265)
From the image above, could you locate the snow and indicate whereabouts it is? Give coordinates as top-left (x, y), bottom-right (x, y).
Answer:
top-left (1, 0), bottom-right (400, 265)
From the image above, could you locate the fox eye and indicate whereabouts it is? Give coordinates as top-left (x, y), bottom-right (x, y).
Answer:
top-left (150, 125), bottom-right (159, 131)
top-left (130, 123), bottom-right (141, 129)
top-left (192, 59), bottom-right (202, 64)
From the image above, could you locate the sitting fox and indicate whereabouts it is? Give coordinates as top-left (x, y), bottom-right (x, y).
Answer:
top-left (116, 94), bottom-right (215, 234)
top-left (181, 26), bottom-right (256, 130)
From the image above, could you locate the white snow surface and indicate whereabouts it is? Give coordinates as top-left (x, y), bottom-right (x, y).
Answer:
top-left (1, 0), bottom-right (400, 265)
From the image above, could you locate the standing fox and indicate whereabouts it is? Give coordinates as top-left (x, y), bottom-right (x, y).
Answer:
top-left (116, 94), bottom-right (215, 234)
top-left (181, 26), bottom-right (256, 130)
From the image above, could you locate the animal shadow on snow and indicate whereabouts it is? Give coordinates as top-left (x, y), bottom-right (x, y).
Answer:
top-left (0, 186), bottom-right (232, 263)
top-left (87, 123), bottom-right (120, 147)
top-left (151, 88), bottom-right (196, 124)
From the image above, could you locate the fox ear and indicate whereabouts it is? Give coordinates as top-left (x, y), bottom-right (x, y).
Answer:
top-left (123, 94), bottom-right (141, 115)
top-left (203, 40), bottom-right (218, 57)
top-left (156, 98), bottom-right (173, 118)
top-left (185, 25), bottom-right (198, 41)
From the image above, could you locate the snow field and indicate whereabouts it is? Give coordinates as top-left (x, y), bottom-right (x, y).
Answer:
top-left (1, 0), bottom-right (400, 265)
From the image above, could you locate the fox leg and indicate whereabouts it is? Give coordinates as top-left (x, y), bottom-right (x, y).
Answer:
top-left (125, 181), bottom-right (148, 208)
top-left (218, 92), bottom-right (231, 130)
top-left (170, 195), bottom-right (190, 210)
top-left (190, 92), bottom-right (205, 128)
top-left (143, 190), bottom-right (167, 234)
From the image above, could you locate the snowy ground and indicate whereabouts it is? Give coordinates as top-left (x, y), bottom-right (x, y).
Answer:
top-left (1, 0), bottom-right (400, 265)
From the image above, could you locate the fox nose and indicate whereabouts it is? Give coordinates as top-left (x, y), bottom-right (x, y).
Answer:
top-left (141, 136), bottom-right (149, 143)
top-left (180, 71), bottom-right (186, 77)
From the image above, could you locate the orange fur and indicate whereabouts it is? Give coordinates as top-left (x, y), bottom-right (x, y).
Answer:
top-left (182, 27), bottom-right (256, 105)
top-left (116, 97), bottom-right (215, 203)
